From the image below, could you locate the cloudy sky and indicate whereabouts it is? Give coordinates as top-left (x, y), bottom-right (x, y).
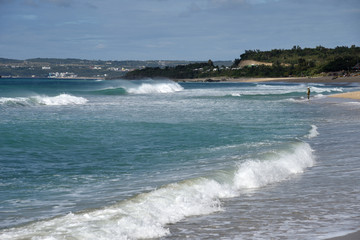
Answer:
top-left (0, 0), bottom-right (359, 60)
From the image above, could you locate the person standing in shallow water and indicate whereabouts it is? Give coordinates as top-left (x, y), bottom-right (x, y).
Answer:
top-left (307, 87), bottom-right (310, 99)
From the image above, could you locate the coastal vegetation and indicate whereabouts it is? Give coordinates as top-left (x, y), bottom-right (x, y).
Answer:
top-left (125, 45), bottom-right (360, 79)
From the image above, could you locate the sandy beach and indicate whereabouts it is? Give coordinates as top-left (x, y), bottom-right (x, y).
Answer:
top-left (329, 91), bottom-right (360, 100)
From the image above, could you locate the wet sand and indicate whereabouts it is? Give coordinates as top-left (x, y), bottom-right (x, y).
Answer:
top-left (325, 230), bottom-right (360, 240)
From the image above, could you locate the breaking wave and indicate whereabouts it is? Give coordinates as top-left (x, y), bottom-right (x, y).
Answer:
top-left (0, 142), bottom-right (315, 240)
top-left (234, 142), bottom-right (314, 189)
top-left (0, 94), bottom-right (88, 107)
top-left (89, 80), bottom-right (184, 95)
top-left (126, 81), bottom-right (184, 94)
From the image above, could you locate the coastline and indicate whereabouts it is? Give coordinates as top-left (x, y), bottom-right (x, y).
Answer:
top-left (325, 230), bottom-right (360, 240)
top-left (175, 75), bottom-right (360, 100)
top-left (329, 91), bottom-right (360, 100)
top-left (174, 75), bottom-right (360, 84)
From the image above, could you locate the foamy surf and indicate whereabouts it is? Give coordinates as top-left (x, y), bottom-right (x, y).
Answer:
top-left (234, 142), bottom-right (315, 189)
top-left (254, 84), bottom-right (343, 95)
top-left (198, 83), bottom-right (345, 100)
top-left (306, 125), bottom-right (319, 139)
top-left (34, 94), bottom-right (88, 105)
top-left (126, 81), bottom-right (184, 94)
top-left (310, 86), bottom-right (343, 93)
top-left (0, 142), bottom-right (315, 240)
top-left (0, 94), bottom-right (88, 106)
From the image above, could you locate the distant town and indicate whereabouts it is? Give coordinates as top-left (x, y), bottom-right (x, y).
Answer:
top-left (2, 46), bottom-right (359, 80)
top-left (0, 58), bottom-right (232, 79)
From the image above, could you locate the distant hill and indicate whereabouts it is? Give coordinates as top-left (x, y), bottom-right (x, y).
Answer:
top-left (234, 45), bottom-right (360, 75)
top-left (125, 61), bottom-right (217, 80)
top-left (125, 45), bottom-right (360, 79)
top-left (2, 46), bottom-right (359, 79)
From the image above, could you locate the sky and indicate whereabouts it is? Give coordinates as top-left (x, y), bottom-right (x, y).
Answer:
top-left (0, 0), bottom-right (359, 60)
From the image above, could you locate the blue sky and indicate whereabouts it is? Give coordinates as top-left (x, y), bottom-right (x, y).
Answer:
top-left (0, 0), bottom-right (359, 60)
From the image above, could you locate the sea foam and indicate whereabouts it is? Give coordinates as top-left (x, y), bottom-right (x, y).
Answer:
top-left (126, 81), bottom-right (184, 94)
top-left (34, 94), bottom-right (88, 105)
top-left (220, 84), bottom-right (344, 98)
top-left (306, 125), bottom-right (319, 139)
top-left (234, 142), bottom-right (315, 189)
top-left (0, 142), bottom-right (315, 240)
top-left (310, 86), bottom-right (343, 93)
top-left (0, 94), bottom-right (88, 106)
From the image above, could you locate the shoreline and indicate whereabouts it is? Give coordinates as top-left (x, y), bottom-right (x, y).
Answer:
top-left (174, 75), bottom-right (360, 84)
top-left (329, 91), bottom-right (360, 100)
top-left (175, 75), bottom-right (360, 100)
top-left (325, 230), bottom-right (360, 240)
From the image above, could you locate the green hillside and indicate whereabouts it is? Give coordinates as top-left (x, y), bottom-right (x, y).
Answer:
top-left (125, 45), bottom-right (360, 79)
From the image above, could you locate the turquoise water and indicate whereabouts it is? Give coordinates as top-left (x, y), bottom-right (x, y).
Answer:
top-left (0, 78), bottom-right (359, 239)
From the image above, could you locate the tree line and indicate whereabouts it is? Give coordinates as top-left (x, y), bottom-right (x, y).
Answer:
top-left (125, 45), bottom-right (360, 79)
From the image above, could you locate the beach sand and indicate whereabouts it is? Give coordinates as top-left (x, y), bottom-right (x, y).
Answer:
top-left (329, 91), bottom-right (360, 100)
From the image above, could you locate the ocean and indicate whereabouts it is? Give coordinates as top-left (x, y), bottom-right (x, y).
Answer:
top-left (0, 78), bottom-right (359, 239)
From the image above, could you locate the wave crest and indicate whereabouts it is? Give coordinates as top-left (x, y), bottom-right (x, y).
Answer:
top-left (0, 94), bottom-right (88, 107)
top-left (126, 81), bottom-right (184, 94)
top-left (0, 142), bottom-right (315, 240)
top-left (234, 142), bottom-right (315, 189)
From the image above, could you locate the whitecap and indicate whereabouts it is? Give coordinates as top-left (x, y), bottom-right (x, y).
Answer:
top-left (234, 142), bottom-right (315, 189)
top-left (0, 97), bottom-right (31, 106)
top-left (126, 81), bottom-right (184, 94)
top-left (306, 125), bottom-right (319, 139)
top-left (34, 94), bottom-right (88, 105)
top-left (310, 86), bottom-right (343, 93)
top-left (0, 94), bottom-right (88, 107)
top-left (0, 142), bottom-right (315, 240)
